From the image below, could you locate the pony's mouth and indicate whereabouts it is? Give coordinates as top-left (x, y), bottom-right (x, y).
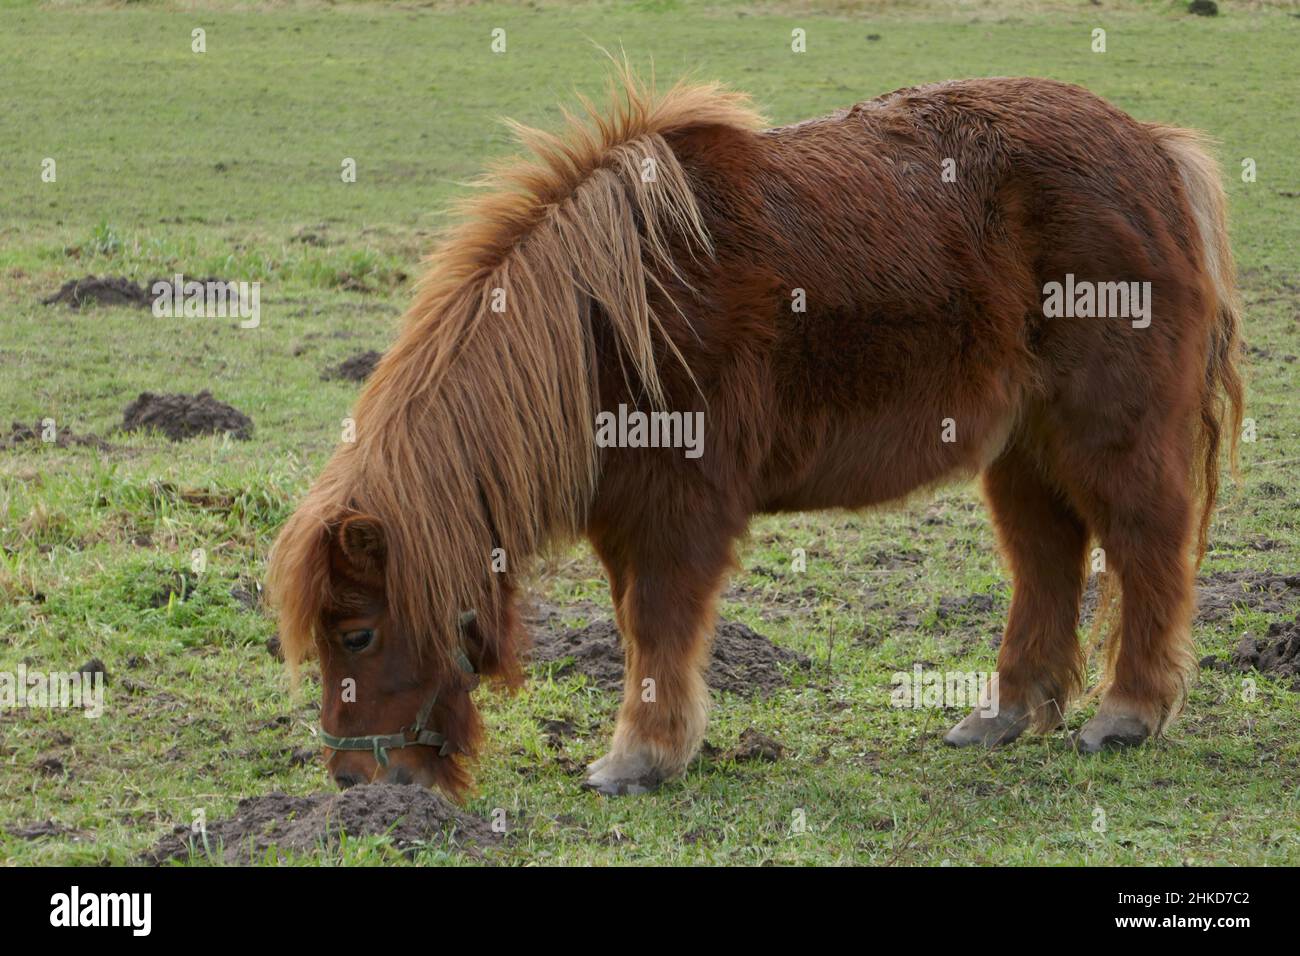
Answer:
top-left (332, 758), bottom-right (440, 792)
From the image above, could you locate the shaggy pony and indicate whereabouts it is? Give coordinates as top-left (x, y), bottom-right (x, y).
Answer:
top-left (269, 67), bottom-right (1242, 798)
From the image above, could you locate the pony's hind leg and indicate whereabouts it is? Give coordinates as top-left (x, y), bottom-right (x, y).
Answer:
top-left (1068, 456), bottom-right (1197, 752)
top-left (946, 439), bottom-right (1089, 747)
top-left (1048, 395), bottom-right (1200, 751)
top-left (584, 525), bottom-right (736, 796)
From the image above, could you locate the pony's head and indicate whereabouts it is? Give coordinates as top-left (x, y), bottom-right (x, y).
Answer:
top-left (268, 497), bottom-right (524, 800)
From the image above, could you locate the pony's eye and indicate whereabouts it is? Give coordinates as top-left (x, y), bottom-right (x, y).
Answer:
top-left (341, 629), bottom-right (375, 652)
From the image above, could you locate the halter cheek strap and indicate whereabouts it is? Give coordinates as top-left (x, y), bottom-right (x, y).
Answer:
top-left (318, 611), bottom-right (480, 767)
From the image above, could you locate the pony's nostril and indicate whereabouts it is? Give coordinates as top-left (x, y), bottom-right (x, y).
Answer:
top-left (387, 766), bottom-right (414, 786)
top-left (333, 771), bottom-right (362, 790)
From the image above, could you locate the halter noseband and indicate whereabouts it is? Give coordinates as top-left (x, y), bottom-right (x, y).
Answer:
top-left (318, 610), bottom-right (480, 767)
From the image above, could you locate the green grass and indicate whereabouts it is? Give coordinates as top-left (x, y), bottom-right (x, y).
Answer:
top-left (1, 0), bottom-right (1298, 866)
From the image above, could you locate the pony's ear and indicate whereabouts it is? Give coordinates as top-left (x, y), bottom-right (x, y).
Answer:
top-left (336, 514), bottom-right (386, 576)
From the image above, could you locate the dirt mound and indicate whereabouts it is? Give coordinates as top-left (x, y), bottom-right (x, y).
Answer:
top-left (724, 728), bottom-right (784, 762)
top-left (2, 421), bottom-right (108, 451)
top-left (1210, 613), bottom-right (1300, 690)
top-left (144, 784), bottom-right (499, 864)
top-left (42, 276), bottom-right (152, 309)
top-left (1193, 570), bottom-right (1300, 622)
top-left (321, 350), bottom-right (383, 382)
top-left (122, 391), bottom-right (253, 442)
top-left (529, 614), bottom-right (809, 695)
top-left (43, 275), bottom-right (236, 310)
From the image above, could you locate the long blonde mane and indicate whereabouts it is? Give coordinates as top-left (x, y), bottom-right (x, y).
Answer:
top-left (267, 65), bottom-right (764, 673)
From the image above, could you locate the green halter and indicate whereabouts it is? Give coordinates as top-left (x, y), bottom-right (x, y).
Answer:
top-left (319, 610), bottom-right (479, 767)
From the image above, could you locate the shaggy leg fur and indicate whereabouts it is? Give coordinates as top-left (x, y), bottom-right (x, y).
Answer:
top-left (583, 528), bottom-right (735, 796)
top-left (947, 439), bottom-right (1088, 747)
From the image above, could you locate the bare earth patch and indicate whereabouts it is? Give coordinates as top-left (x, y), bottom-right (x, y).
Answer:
top-left (122, 390), bottom-right (254, 441)
top-left (321, 349), bottom-right (383, 382)
top-left (527, 609), bottom-right (810, 695)
top-left (1192, 570), bottom-right (1300, 622)
top-left (1, 420), bottom-right (108, 451)
top-left (42, 276), bottom-right (153, 309)
top-left (6, 820), bottom-right (87, 841)
top-left (42, 275), bottom-right (236, 310)
top-left (1212, 613), bottom-right (1300, 689)
top-left (143, 784), bottom-right (499, 864)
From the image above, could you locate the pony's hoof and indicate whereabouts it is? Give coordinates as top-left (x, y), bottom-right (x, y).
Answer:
top-left (582, 752), bottom-right (663, 796)
top-left (943, 705), bottom-right (1029, 748)
top-left (1073, 713), bottom-right (1150, 753)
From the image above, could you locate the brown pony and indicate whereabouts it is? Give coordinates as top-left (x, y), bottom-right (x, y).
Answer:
top-left (267, 68), bottom-right (1243, 798)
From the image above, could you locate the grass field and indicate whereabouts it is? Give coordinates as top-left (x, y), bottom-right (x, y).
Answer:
top-left (1, 0), bottom-right (1297, 865)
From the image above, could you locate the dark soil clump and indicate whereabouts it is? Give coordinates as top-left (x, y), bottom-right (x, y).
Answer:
top-left (2, 421), bottom-right (108, 451)
top-left (322, 350), bottom-right (383, 382)
top-left (528, 613), bottom-right (809, 695)
top-left (42, 276), bottom-right (152, 309)
top-left (34, 756), bottom-right (65, 776)
top-left (1192, 570), bottom-right (1300, 623)
top-left (144, 784), bottom-right (499, 864)
top-left (1213, 613), bottom-right (1300, 689)
top-left (77, 659), bottom-right (108, 683)
top-left (724, 728), bottom-right (784, 762)
top-left (43, 275), bottom-right (236, 311)
top-left (230, 580), bottom-right (262, 611)
top-left (7, 820), bottom-right (83, 840)
top-left (122, 391), bottom-right (253, 442)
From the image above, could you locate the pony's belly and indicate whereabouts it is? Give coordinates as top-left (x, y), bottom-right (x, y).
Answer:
top-left (759, 407), bottom-right (1016, 514)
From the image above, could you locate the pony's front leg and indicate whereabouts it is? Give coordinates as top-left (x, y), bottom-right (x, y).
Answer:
top-left (583, 533), bottom-right (734, 796)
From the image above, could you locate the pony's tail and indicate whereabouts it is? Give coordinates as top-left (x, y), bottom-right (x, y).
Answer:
top-left (1147, 124), bottom-right (1245, 565)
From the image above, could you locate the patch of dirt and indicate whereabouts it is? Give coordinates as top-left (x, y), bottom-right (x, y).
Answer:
top-left (722, 728), bottom-right (784, 763)
top-left (291, 228), bottom-right (333, 247)
top-left (708, 620), bottom-right (811, 694)
top-left (1211, 614), bottom-right (1300, 690)
top-left (538, 718), bottom-right (578, 748)
top-left (42, 276), bottom-right (152, 309)
top-left (230, 579), bottom-right (262, 611)
top-left (122, 390), bottom-right (253, 442)
top-left (6, 820), bottom-right (84, 840)
top-left (1191, 570), bottom-right (1300, 623)
top-left (143, 784), bottom-right (499, 865)
top-left (34, 755), bottom-right (65, 776)
top-left (528, 612), bottom-right (810, 696)
top-left (321, 350), bottom-right (383, 382)
top-left (78, 659), bottom-right (107, 683)
top-left (2, 421), bottom-right (109, 451)
top-left (42, 275), bottom-right (235, 310)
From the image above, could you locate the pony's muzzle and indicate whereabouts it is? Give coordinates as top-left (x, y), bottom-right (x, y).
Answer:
top-left (332, 766), bottom-right (413, 789)
top-left (329, 748), bottom-right (430, 790)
